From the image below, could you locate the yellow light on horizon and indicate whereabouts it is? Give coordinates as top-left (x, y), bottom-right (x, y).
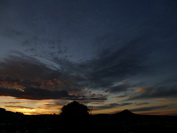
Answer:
top-left (16, 108), bottom-right (37, 115)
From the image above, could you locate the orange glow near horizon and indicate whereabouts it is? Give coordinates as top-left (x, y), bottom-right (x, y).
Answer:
top-left (0, 96), bottom-right (177, 116)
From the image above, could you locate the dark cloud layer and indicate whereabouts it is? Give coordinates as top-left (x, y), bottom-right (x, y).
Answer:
top-left (53, 39), bottom-right (153, 90)
top-left (0, 87), bottom-right (70, 100)
top-left (0, 55), bottom-right (53, 79)
top-left (1, 38), bottom-right (177, 102)
top-left (0, 0), bottom-right (177, 114)
top-left (0, 40), bottom-right (151, 101)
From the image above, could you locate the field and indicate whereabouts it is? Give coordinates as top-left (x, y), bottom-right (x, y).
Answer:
top-left (0, 109), bottom-right (177, 133)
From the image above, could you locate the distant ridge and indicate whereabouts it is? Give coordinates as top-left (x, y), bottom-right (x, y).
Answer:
top-left (115, 109), bottom-right (135, 116)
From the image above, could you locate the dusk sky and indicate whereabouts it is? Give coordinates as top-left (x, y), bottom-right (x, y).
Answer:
top-left (0, 0), bottom-right (177, 115)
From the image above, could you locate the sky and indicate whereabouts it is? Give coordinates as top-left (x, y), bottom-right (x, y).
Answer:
top-left (0, 0), bottom-right (177, 115)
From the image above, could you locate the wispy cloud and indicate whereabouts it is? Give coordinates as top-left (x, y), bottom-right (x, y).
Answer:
top-left (89, 102), bottom-right (132, 110)
top-left (131, 105), bottom-right (168, 112)
top-left (130, 85), bottom-right (177, 100)
top-left (0, 36), bottom-right (154, 102)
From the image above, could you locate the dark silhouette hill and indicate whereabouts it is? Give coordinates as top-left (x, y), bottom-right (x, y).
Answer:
top-left (115, 109), bottom-right (135, 116)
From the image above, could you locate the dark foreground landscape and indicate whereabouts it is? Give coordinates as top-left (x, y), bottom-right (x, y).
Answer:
top-left (0, 102), bottom-right (177, 133)
top-left (1, 110), bottom-right (177, 133)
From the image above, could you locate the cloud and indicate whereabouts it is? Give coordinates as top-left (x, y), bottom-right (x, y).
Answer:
top-left (0, 54), bottom-right (83, 88)
top-left (0, 0), bottom-right (176, 115)
top-left (0, 87), bottom-right (70, 100)
top-left (0, 54), bottom-right (107, 101)
top-left (90, 102), bottom-right (132, 110)
top-left (1, 0), bottom-right (176, 103)
top-left (0, 36), bottom-right (153, 101)
top-left (0, 55), bottom-right (80, 100)
top-left (105, 81), bottom-right (129, 93)
top-left (85, 42), bottom-right (152, 88)
top-left (135, 88), bottom-right (149, 93)
top-left (0, 55), bottom-right (54, 79)
top-left (131, 105), bottom-right (168, 112)
top-left (130, 85), bottom-right (177, 100)
top-left (135, 102), bottom-right (149, 105)
top-left (89, 103), bottom-right (119, 110)
top-left (54, 39), bottom-right (152, 92)
top-left (4, 105), bottom-right (34, 109)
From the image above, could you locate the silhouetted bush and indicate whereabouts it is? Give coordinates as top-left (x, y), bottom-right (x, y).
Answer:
top-left (60, 101), bottom-right (90, 118)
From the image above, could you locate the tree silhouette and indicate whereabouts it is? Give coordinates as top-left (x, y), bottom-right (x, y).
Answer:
top-left (60, 101), bottom-right (90, 118)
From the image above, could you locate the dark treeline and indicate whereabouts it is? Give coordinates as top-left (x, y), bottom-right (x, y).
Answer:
top-left (0, 101), bottom-right (177, 133)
